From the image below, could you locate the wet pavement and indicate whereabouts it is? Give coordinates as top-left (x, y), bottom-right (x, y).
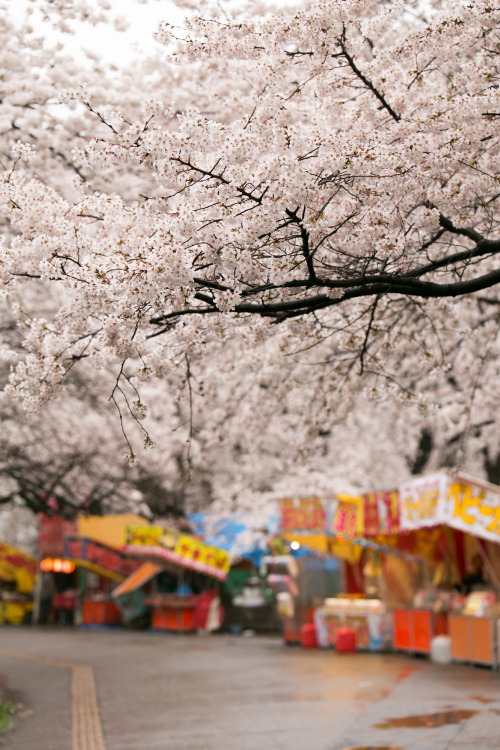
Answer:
top-left (0, 627), bottom-right (499, 749)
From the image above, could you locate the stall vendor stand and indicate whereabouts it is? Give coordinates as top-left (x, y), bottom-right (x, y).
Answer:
top-left (393, 472), bottom-right (500, 667)
top-left (118, 525), bottom-right (231, 632)
top-left (277, 494), bottom-right (429, 651)
top-left (64, 535), bottom-right (142, 626)
top-left (274, 497), bottom-right (350, 644)
top-left (360, 484), bottom-right (445, 655)
top-left (0, 542), bottom-right (37, 625)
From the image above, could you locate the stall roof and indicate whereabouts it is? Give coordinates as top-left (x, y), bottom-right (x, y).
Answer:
top-left (77, 514), bottom-right (150, 551)
top-left (111, 562), bottom-right (163, 599)
top-left (122, 525), bottom-right (231, 580)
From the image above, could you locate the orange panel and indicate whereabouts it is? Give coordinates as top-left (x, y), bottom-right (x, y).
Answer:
top-left (414, 610), bottom-right (432, 653)
top-left (449, 615), bottom-right (470, 660)
top-left (393, 609), bottom-right (411, 650)
top-left (152, 606), bottom-right (195, 632)
top-left (181, 607), bottom-right (195, 631)
top-left (82, 599), bottom-right (121, 625)
top-left (471, 618), bottom-right (494, 665)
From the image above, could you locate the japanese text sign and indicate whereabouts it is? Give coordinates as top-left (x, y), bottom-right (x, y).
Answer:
top-left (331, 495), bottom-right (363, 537)
top-left (399, 472), bottom-right (500, 544)
top-left (65, 537), bottom-right (140, 580)
top-left (123, 526), bottom-right (230, 580)
top-left (399, 473), bottom-right (448, 530)
top-left (441, 475), bottom-right (500, 543)
top-left (280, 497), bottom-right (327, 533)
top-left (363, 490), bottom-right (400, 536)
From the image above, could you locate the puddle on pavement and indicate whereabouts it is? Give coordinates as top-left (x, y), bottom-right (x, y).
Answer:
top-left (374, 709), bottom-right (478, 729)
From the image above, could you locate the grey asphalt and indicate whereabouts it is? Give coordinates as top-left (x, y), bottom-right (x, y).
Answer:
top-left (1, 627), bottom-right (500, 750)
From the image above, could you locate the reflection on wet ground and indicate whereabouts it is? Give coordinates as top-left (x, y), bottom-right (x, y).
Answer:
top-left (342, 746), bottom-right (402, 750)
top-left (374, 709), bottom-right (478, 729)
top-left (471, 695), bottom-right (496, 703)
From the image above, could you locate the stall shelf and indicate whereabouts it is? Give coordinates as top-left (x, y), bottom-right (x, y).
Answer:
top-left (393, 609), bottom-right (448, 654)
top-left (448, 614), bottom-right (499, 668)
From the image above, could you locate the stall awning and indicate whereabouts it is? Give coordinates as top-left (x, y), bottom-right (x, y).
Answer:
top-left (122, 526), bottom-right (231, 580)
top-left (64, 537), bottom-right (141, 581)
top-left (0, 542), bottom-right (37, 594)
top-left (111, 562), bottom-right (163, 599)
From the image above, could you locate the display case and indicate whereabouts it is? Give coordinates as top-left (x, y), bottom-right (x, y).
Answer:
top-left (314, 598), bottom-right (392, 651)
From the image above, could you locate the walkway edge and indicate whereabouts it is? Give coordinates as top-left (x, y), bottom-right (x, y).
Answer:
top-left (0, 648), bottom-right (106, 750)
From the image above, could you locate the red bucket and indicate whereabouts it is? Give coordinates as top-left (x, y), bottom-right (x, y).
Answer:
top-left (300, 623), bottom-right (318, 649)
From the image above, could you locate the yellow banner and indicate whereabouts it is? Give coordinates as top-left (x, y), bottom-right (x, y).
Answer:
top-left (123, 526), bottom-right (230, 580)
top-left (0, 542), bottom-right (37, 594)
top-left (331, 495), bottom-right (364, 537)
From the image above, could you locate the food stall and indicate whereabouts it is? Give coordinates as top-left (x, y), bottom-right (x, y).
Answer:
top-left (0, 542), bottom-right (37, 625)
top-left (392, 472), bottom-right (500, 664)
top-left (274, 497), bottom-right (343, 643)
top-left (118, 525), bottom-right (231, 632)
top-left (64, 535), bottom-right (141, 626)
top-left (277, 493), bottom-right (437, 651)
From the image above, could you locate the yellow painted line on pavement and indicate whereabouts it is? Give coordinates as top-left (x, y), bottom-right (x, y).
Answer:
top-left (0, 648), bottom-right (106, 750)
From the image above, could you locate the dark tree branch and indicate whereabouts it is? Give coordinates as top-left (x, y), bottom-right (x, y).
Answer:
top-left (338, 31), bottom-right (401, 123)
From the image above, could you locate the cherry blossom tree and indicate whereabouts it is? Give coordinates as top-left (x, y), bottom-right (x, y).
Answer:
top-left (1, 0), bottom-right (499, 512)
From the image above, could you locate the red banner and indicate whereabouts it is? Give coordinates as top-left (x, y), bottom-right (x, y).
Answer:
top-left (65, 537), bottom-right (140, 579)
top-left (363, 491), bottom-right (400, 536)
top-left (280, 498), bottom-right (327, 533)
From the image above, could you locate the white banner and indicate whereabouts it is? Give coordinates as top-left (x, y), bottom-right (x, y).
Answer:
top-left (399, 473), bottom-right (450, 530)
top-left (441, 474), bottom-right (500, 544)
top-left (399, 472), bottom-right (500, 545)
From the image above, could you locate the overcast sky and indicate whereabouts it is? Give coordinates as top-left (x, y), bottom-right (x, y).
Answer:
top-left (11, 0), bottom-right (186, 67)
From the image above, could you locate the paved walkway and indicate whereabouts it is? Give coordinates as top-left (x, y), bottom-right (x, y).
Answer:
top-left (0, 627), bottom-right (499, 749)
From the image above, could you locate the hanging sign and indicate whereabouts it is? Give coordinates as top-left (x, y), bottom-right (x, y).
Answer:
top-left (123, 526), bottom-right (231, 580)
top-left (65, 537), bottom-right (140, 581)
top-left (363, 490), bottom-right (400, 535)
top-left (399, 472), bottom-right (500, 544)
top-left (440, 474), bottom-right (500, 544)
top-left (330, 495), bottom-right (364, 537)
top-left (399, 473), bottom-right (449, 530)
top-left (280, 498), bottom-right (327, 533)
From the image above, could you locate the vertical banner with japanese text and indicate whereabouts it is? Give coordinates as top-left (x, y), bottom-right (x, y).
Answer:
top-left (363, 490), bottom-right (400, 535)
top-left (330, 495), bottom-right (364, 537)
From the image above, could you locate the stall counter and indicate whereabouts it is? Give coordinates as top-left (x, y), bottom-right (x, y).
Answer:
top-left (393, 609), bottom-right (448, 654)
top-left (448, 614), bottom-right (499, 668)
top-left (145, 594), bottom-right (199, 632)
top-left (82, 598), bottom-right (121, 626)
top-left (314, 598), bottom-right (392, 651)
